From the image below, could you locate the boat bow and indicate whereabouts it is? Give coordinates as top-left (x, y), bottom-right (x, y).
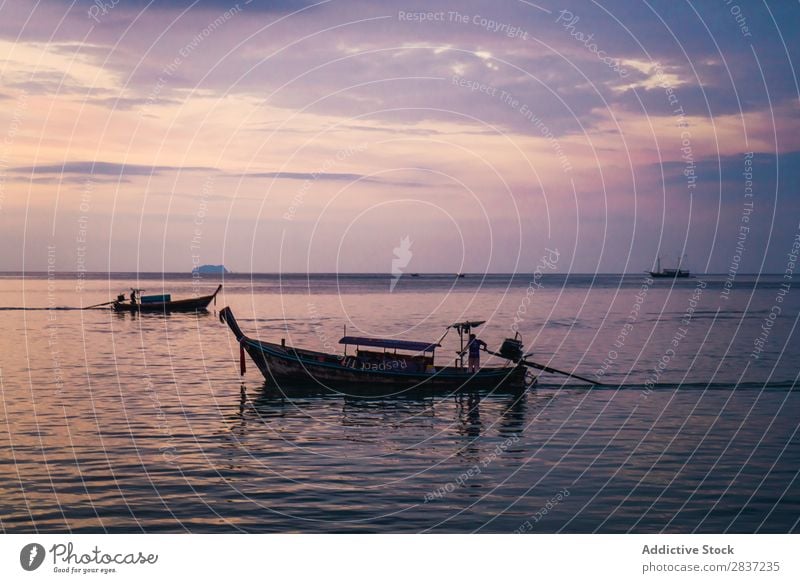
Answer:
top-left (219, 306), bottom-right (245, 341)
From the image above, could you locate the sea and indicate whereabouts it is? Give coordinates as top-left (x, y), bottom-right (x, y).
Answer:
top-left (0, 272), bottom-right (797, 533)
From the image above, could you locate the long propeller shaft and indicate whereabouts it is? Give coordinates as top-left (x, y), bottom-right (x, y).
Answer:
top-left (518, 358), bottom-right (602, 386)
top-left (83, 300), bottom-right (116, 309)
top-left (484, 348), bottom-right (602, 386)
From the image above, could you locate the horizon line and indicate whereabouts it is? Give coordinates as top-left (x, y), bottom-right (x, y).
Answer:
top-left (0, 270), bottom-right (783, 277)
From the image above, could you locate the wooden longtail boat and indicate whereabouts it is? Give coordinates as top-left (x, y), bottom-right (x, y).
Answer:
top-left (113, 284), bottom-right (222, 313)
top-left (219, 307), bottom-right (529, 394)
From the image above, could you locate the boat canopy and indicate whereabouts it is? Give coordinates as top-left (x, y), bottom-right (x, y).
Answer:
top-left (339, 336), bottom-right (440, 353)
top-left (451, 320), bottom-right (485, 327)
top-left (449, 320), bottom-right (486, 331)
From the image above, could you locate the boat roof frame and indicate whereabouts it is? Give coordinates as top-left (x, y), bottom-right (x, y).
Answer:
top-left (339, 336), bottom-right (440, 353)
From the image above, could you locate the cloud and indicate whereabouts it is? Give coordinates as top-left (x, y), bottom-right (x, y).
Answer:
top-left (232, 171), bottom-right (368, 181)
top-left (84, 96), bottom-right (184, 110)
top-left (6, 0), bottom-right (796, 134)
top-left (11, 161), bottom-right (215, 176)
top-left (18, 176), bottom-right (132, 185)
top-left (226, 171), bottom-right (433, 188)
top-left (9, 161), bottom-right (433, 188)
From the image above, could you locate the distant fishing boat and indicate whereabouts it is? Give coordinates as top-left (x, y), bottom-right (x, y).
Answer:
top-left (649, 256), bottom-right (690, 278)
top-left (219, 307), bottom-right (600, 394)
top-left (112, 285), bottom-right (222, 313)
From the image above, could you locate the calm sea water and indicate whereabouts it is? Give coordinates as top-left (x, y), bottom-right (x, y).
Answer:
top-left (0, 273), bottom-right (797, 533)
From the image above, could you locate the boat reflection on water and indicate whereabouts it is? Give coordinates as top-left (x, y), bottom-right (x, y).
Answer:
top-left (113, 307), bottom-right (216, 321)
top-left (227, 381), bottom-right (553, 446)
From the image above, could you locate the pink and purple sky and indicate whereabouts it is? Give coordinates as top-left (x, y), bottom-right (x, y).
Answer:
top-left (0, 0), bottom-right (798, 273)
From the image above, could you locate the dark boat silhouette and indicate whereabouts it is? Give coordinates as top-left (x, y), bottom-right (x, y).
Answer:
top-left (113, 285), bottom-right (222, 313)
top-left (649, 256), bottom-right (690, 278)
top-left (219, 308), bottom-right (600, 394)
top-left (220, 307), bottom-right (527, 393)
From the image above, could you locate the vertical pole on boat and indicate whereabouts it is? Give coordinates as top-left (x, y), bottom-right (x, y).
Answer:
top-left (458, 324), bottom-right (465, 370)
top-left (239, 342), bottom-right (246, 376)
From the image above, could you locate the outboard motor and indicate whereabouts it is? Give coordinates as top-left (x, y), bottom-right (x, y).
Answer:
top-left (499, 337), bottom-right (524, 361)
top-left (117, 294), bottom-right (126, 302)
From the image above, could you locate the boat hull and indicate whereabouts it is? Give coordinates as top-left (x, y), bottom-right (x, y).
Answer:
top-left (649, 271), bottom-right (691, 278)
top-left (243, 338), bottom-right (527, 395)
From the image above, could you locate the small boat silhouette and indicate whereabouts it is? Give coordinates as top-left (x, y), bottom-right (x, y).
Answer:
top-left (649, 256), bottom-right (690, 278)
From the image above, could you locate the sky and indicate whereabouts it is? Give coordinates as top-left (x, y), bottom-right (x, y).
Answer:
top-left (0, 0), bottom-right (798, 274)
